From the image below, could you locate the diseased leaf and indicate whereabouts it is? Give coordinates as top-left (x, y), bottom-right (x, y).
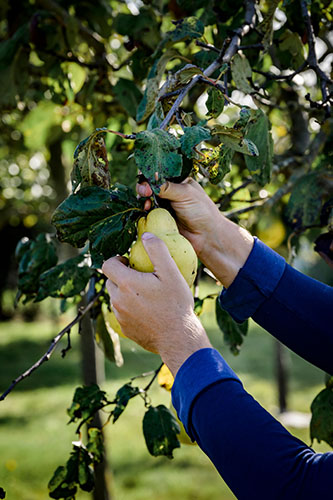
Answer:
top-left (112, 383), bottom-right (141, 423)
top-left (310, 387), bottom-right (333, 447)
top-left (94, 312), bottom-right (123, 366)
top-left (286, 172), bottom-right (325, 229)
top-left (194, 146), bottom-right (234, 184)
top-left (212, 125), bottom-right (258, 156)
top-left (206, 87), bottom-right (225, 118)
top-left (15, 234), bottom-right (58, 303)
top-left (86, 428), bottom-right (104, 464)
top-left (231, 53), bottom-right (253, 94)
top-left (71, 129), bottom-right (110, 193)
top-left (244, 109), bottom-right (273, 186)
top-left (48, 465), bottom-right (76, 499)
top-left (180, 125), bottom-right (211, 158)
top-left (67, 384), bottom-right (108, 424)
top-left (216, 298), bottom-right (248, 355)
top-left (35, 254), bottom-right (93, 302)
top-left (143, 405), bottom-right (180, 459)
top-left (75, 446), bottom-right (94, 492)
top-left (134, 129), bottom-right (182, 193)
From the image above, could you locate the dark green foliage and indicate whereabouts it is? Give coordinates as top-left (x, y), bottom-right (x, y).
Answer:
top-left (206, 87), bottom-right (225, 118)
top-left (67, 385), bottom-right (108, 424)
top-left (143, 405), bottom-right (181, 459)
top-left (286, 172), bottom-right (327, 229)
top-left (216, 298), bottom-right (248, 355)
top-left (35, 254), bottom-right (93, 302)
top-left (15, 234), bottom-right (58, 303)
top-left (86, 428), bottom-right (104, 464)
top-left (113, 79), bottom-right (142, 118)
top-left (112, 383), bottom-right (141, 423)
top-left (180, 125), bottom-right (211, 158)
top-left (244, 109), bottom-right (273, 186)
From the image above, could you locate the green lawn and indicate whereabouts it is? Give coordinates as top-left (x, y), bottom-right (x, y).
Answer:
top-left (0, 292), bottom-right (330, 500)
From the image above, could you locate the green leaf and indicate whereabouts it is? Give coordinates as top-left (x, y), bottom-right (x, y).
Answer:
top-left (206, 87), bottom-right (225, 118)
top-left (279, 29), bottom-right (305, 70)
top-left (113, 78), bottom-right (142, 118)
top-left (48, 464), bottom-right (77, 499)
top-left (51, 185), bottom-right (142, 262)
top-left (176, 64), bottom-right (204, 84)
top-left (143, 405), bottom-right (181, 459)
top-left (310, 387), bottom-right (333, 447)
top-left (258, 0), bottom-right (280, 51)
top-left (136, 50), bottom-right (178, 123)
top-left (94, 312), bottom-right (123, 366)
top-left (231, 53), bottom-right (253, 94)
top-left (244, 109), bottom-right (273, 186)
top-left (86, 428), bottom-right (104, 464)
top-left (134, 129), bottom-right (182, 193)
top-left (212, 146), bottom-right (234, 184)
top-left (0, 24), bottom-right (29, 71)
top-left (71, 130), bottom-right (110, 193)
top-left (67, 384), bottom-right (108, 424)
top-left (216, 299), bottom-right (248, 355)
top-left (180, 125), bottom-right (211, 159)
top-left (75, 446), bottom-right (94, 492)
top-left (35, 254), bottom-right (93, 302)
top-left (16, 234), bottom-right (58, 303)
top-left (112, 383), bottom-right (141, 423)
top-left (285, 172), bottom-right (324, 229)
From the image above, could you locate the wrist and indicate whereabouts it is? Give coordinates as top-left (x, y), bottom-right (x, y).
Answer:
top-left (198, 215), bottom-right (254, 288)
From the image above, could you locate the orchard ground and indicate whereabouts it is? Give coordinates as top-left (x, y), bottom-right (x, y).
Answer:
top-left (0, 282), bottom-right (330, 500)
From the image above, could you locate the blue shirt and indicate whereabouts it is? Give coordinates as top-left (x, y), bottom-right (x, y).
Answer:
top-left (171, 238), bottom-right (333, 499)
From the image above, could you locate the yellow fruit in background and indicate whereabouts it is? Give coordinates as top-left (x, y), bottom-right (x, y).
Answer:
top-left (129, 208), bottom-right (197, 287)
top-left (104, 309), bottom-right (127, 338)
top-left (257, 217), bottom-right (286, 249)
top-left (158, 363), bottom-right (174, 392)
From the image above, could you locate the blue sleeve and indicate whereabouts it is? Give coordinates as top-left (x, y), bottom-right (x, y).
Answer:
top-left (219, 238), bottom-right (333, 374)
top-left (171, 348), bottom-right (333, 500)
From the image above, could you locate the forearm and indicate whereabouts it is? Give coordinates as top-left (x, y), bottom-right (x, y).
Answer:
top-left (172, 349), bottom-right (333, 500)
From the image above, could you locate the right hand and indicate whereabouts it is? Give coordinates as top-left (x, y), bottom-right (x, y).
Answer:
top-left (137, 178), bottom-right (222, 262)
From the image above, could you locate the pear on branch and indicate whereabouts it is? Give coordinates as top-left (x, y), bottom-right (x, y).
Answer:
top-left (129, 208), bottom-right (197, 287)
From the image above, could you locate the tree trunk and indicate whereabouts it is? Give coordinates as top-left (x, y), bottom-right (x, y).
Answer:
top-left (275, 340), bottom-right (289, 413)
top-left (80, 295), bottom-right (113, 500)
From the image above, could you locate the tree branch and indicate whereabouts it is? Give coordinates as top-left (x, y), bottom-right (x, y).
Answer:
top-left (0, 283), bottom-right (106, 401)
top-left (159, 0), bottom-right (256, 129)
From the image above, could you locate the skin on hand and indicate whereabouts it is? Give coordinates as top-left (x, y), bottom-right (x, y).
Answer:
top-left (137, 178), bottom-right (254, 288)
top-left (102, 232), bottom-right (212, 377)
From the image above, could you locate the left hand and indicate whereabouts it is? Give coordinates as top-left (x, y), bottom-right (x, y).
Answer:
top-left (102, 232), bottom-right (211, 376)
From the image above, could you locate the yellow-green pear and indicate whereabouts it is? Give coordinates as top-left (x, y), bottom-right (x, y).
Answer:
top-left (129, 208), bottom-right (197, 287)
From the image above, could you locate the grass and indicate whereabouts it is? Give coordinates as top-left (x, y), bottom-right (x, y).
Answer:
top-left (0, 289), bottom-right (330, 500)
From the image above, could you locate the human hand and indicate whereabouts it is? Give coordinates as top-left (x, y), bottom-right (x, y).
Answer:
top-left (137, 178), bottom-right (254, 287)
top-left (102, 232), bottom-right (211, 376)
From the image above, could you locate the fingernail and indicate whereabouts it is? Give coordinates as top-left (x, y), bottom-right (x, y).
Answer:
top-left (137, 185), bottom-right (146, 196)
top-left (141, 232), bottom-right (154, 240)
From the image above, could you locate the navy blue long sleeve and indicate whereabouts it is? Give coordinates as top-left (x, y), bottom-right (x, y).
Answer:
top-left (171, 238), bottom-right (333, 499)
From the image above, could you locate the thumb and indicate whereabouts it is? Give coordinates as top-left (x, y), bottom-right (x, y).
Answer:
top-left (141, 232), bottom-right (180, 279)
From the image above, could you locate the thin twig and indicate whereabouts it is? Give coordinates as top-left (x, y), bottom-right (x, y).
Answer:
top-left (0, 284), bottom-right (106, 401)
top-left (144, 363), bottom-right (164, 392)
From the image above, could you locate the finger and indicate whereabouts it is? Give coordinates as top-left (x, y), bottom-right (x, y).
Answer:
top-left (136, 182), bottom-right (152, 197)
top-left (141, 232), bottom-right (180, 279)
top-left (102, 256), bottom-right (132, 285)
top-left (158, 179), bottom-right (201, 201)
top-left (144, 199), bottom-right (152, 211)
top-left (106, 279), bottom-right (118, 303)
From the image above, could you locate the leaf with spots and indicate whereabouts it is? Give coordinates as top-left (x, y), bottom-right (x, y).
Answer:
top-left (134, 128), bottom-right (182, 193)
top-left (112, 383), bottom-right (141, 423)
top-left (244, 109), bottom-right (273, 186)
top-left (35, 254), bottom-right (93, 302)
top-left (71, 129), bottom-right (110, 193)
top-left (156, 17), bottom-right (204, 53)
top-left (212, 125), bottom-right (258, 157)
top-left (143, 405), bottom-right (180, 459)
top-left (206, 87), bottom-right (225, 118)
top-left (231, 53), bottom-right (253, 94)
